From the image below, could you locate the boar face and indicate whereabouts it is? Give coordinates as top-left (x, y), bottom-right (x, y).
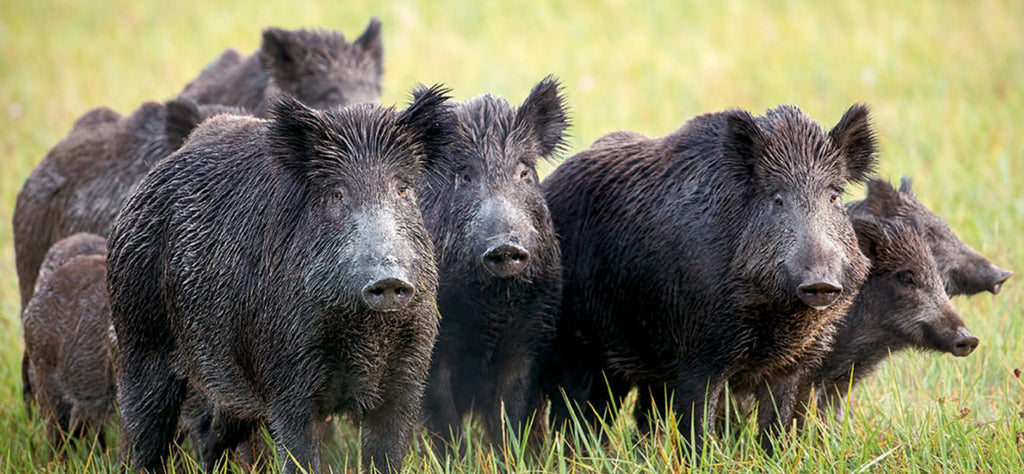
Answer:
top-left (852, 215), bottom-right (978, 356)
top-left (421, 77), bottom-right (568, 280)
top-left (734, 104), bottom-right (876, 312)
top-left (261, 19), bottom-right (384, 111)
top-left (267, 87), bottom-right (451, 313)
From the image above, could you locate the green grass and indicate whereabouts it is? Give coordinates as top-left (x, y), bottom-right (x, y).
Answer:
top-left (1, 0), bottom-right (1022, 472)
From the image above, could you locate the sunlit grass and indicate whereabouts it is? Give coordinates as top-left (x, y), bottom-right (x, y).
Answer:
top-left (1, 0), bottom-right (1022, 472)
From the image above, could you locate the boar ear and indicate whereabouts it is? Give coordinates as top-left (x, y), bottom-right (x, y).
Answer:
top-left (400, 84), bottom-right (455, 172)
top-left (261, 28), bottom-right (304, 81)
top-left (354, 18), bottom-right (384, 66)
top-left (851, 214), bottom-right (891, 261)
top-left (515, 75), bottom-right (570, 160)
top-left (861, 178), bottom-right (902, 218)
top-left (898, 175), bottom-right (916, 196)
top-left (829, 103), bottom-right (878, 183)
top-left (267, 93), bottom-right (330, 170)
top-left (723, 109), bottom-right (765, 172)
top-left (164, 99), bottom-right (203, 150)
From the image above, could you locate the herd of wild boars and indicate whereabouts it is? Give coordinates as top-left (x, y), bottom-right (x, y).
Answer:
top-left (11, 17), bottom-right (1012, 474)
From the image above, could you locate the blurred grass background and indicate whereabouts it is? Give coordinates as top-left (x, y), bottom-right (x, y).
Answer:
top-left (1, 0), bottom-right (1021, 471)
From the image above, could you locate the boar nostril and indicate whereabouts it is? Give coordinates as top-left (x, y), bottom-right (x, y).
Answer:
top-left (990, 268), bottom-right (1012, 295)
top-left (797, 281), bottom-right (843, 310)
top-left (952, 334), bottom-right (979, 357)
top-left (361, 278), bottom-right (416, 312)
top-left (481, 243), bottom-right (530, 278)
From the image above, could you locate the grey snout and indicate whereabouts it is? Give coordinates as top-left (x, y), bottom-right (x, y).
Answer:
top-left (361, 277), bottom-right (416, 312)
top-left (990, 267), bottom-right (1012, 295)
top-left (797, 280), bottom-right (843, 310)
top-left (951, 327), bottom-right (979, 357)
top-left (481, 243), bottom-right (530, 278)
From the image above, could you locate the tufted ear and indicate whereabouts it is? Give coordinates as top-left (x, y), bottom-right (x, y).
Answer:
top-left (402, 84), bottom-right (455, 173)
top-left (354, 18), bottom-right (384, 68)
top-left (851, 214), bottom-right (893, 261)
top-left (722, 109), bottom-right (765, 175)
top-left (514, 75), bottom-right (570, 160)
top-left (861, 178), bottom-right (904, 218)
top-left (829, 103), bottom-right (878, 183)
top-left (266, 93), bottom-right (332, 171)
top-left (164, 99), bottom-right (203, 150)
top-left (260, 28), bottom-right (306, 83)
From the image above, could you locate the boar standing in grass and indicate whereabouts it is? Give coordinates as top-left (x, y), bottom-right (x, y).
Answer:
top-left (178, 19), bottom-right (383, 115)
top-left (420, 77), bottom-right (567, 449)
top-left (541, 104), bottom-right (877, 452)
top-left (22, 233), bottom-right (114, 454)
top-left (847, 177), bottom-right (1011, 296)
top-left (13, 99), bottom-right (244, 415)
top-left (108, 87), bottom-right (452, 474)
top-left (799, 214), bottom-right (978, 420)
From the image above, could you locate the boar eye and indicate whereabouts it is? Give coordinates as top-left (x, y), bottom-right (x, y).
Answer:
top-left (520, 169), bottom-right (530, 180)
top-left (774, 196), bottom-right (784, 207)
top-left (896, 270), bottom-right (917, 287)
top-left (462, 174), bottom-right (472, 183)
top-left (830, 193), bottom-right (841, 204)
top-left (332, 192), bottom-right (344, 201)
top-left (397, 185), bottom-right (408, 197)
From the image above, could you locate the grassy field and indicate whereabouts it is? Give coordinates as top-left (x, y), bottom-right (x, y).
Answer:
top-left (1, 0), bottom-right (1022, 472)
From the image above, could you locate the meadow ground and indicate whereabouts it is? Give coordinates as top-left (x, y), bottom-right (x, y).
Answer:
top-left (0, 0), bottom-right (1021, 472)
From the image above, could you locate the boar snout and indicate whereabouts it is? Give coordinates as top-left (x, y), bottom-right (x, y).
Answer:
top-left (990, 266), bottom-right (1012, 295)
top-left (951, 326), bottom-right (979, 357)
top-left (362, 277), bottom-right (416, 312)
top-left (481, 242), bottom-right (530, 278)
top-left (797, 279), bottom-right (843, 310)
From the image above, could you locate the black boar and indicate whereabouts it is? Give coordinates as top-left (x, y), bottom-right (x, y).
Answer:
top-left (107, 87), bottom-right (453, 473)
top-left (14, 99), bottom-right (243, 416)
top-left (419, 77), bottom-right (568, 448)
top-left (803, 214), bottom-right (978, 419)
top-left (177, 19), bottom-right (383, 115)
top-left (541, 104), bottom-right (877, 451)
top-left (22, 233), bottom-right (114, 453)
top-left (848, 177), bottom-right (1011, 296)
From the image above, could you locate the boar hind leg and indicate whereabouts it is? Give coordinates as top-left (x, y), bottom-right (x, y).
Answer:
top-left (117, 351), bottom-right (186, 473)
